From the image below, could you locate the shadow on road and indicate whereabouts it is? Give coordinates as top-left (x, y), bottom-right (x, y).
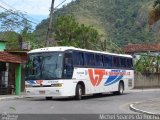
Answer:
top-left (25, 93), bottom-right (129, 101)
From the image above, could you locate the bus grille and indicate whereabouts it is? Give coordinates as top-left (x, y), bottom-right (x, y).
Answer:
top-left (128, 79), bottom-right (132, 87)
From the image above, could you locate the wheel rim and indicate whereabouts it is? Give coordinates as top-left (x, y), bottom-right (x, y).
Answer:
top-left (79, 87), bottom-right (82, 96)
top-left (120, 84), bottom-right (123, 94)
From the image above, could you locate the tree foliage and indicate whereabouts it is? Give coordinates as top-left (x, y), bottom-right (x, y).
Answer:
top-left (54, 15), bottom-right (103, 50)
top-left (148, 0), bottom-right (160, 25)
top-left (0, 10), bottom-right (32, 32)
top-left (134, 53), bottom-right (160, 73)
top-left (35, 0), bottom-right (158, 50)
top-left (0, 10), bottom-right (33, 49)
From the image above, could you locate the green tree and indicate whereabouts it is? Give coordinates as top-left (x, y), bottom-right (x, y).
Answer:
top-left (134, 53), bottom-right (160, 73)
top-left (54, 15), bottom-right (78, 42)
top-left (0, 10), bottom-right (33, 49)
top-left (54, 15), bottom-right (103, 50)
top-left (148, 0), bottom-right (160, 25)
top-left (35, 0), bottom-right (157, 49)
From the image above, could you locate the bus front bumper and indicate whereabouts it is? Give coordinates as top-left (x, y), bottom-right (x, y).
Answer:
top-left (25, 87), bottom-right (68, 97)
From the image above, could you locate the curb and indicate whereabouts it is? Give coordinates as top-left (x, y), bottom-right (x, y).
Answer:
top-left (129, 102), bottom-right (160, 116)
top-left (126, 89), bottom-right (160, 93)
top-left (0, 96), bottom-right (23, 101)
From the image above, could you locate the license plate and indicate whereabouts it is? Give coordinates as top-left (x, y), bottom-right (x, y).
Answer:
top-left (39, 90), bottom-right (45, 94)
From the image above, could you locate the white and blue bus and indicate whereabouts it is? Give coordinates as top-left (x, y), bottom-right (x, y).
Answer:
top-left (25, 46), bottom-right (134, 100)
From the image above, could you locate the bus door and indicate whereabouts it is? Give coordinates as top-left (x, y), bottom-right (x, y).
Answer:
top-left (63, 52), bottom-right (74, 79)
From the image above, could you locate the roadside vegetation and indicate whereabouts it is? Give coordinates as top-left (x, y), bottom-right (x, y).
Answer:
top-left (1, 0), bottom-right (160, 73)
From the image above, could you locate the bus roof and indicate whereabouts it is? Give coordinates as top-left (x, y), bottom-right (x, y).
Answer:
top-left (28, 46), bottom-right (132, 58)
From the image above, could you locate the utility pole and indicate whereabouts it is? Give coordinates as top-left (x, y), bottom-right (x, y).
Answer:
top-left (46, 0), bottom-right (55, 46)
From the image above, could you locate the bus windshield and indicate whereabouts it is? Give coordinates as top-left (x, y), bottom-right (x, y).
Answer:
top-left (25, 52), bottom-right (63, 80)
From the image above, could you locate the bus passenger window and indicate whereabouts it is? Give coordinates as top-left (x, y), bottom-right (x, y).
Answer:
top-left (126, 58), bottom-right (133, 69)
top-left (73, 52), bottom-right (84, 66)
top-left (120, 58), bottom-right (126, 68)
top-left (65, 58), bottom-right (72, 68)
top-left (113, 57), bottom-right (120, 68)
top-left (104, 55), bottom-right (112, 68)
top-left (84, 53), bottom-right (95, 67)
top-left (95, 54), bottom-right (103, 68)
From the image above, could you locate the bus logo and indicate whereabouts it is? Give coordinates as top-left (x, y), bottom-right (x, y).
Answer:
top-left (88, 69), bottom-right (106, 86)
top-left (36, 80), bottom-right (43, 85)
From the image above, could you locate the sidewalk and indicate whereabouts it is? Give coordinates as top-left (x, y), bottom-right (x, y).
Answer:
top-left (130, 98), bottom-right (160, 115)
top-left (0, 94), bottom-right (24, 101)
top-left (127, 88), bottom-right (160, 93)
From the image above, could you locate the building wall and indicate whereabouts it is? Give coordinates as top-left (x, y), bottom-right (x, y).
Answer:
top-left (0, 42), bottom-right (6, 51)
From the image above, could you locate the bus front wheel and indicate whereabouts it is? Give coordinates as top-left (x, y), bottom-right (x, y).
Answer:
top-left (75, 84), bottom-right (82, 100)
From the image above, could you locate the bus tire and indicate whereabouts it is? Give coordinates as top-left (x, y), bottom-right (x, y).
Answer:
top-left (118, 82), bottom-right (124, 95)
top-left (113, 82), bottom-right (124, 95)
top-left (75, 84), bottom-right (82, 100)
top-left (45, 97), bottom-right (52, 100)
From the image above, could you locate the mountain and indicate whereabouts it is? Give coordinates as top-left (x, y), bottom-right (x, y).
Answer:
top-left (34, 0), bottom-right (160, 48)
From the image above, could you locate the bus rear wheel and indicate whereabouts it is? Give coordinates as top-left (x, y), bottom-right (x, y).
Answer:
top-left (118, 82), bottom-right (124, 95)
top-left (113, 82), bottom-right (124, 95)
top-left (75, 84), bottom-right (82, 100)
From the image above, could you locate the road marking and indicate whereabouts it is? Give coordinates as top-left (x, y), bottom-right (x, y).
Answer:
top-left (129, 97), bottom-right (160, 115)
top-left (119, 102), bottom-right (137, 113)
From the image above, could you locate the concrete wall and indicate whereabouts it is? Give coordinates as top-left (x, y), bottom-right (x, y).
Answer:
top-left (134, 73), bottom-right (160, 88)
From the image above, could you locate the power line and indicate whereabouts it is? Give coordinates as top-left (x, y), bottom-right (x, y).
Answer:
top-left (55, 0), bottom-right (67, 9)
top-left (0, 5), bottom-right (38, 25)
top-left (0, 0), bottom-right (17, 11)
top-left (46, 0), bottom-right (55, 46)
top-left (0, 0), bottom-right (40, 23)
top-left (0, 7), bottom-right (35, 31)
top-left (46, 0), bottom-right (69, 46)
top-left (0, 16), bottom-right (35, 31)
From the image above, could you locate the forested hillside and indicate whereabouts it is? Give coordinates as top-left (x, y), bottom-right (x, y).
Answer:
top-left (35, 0), bottom-right (160, 48)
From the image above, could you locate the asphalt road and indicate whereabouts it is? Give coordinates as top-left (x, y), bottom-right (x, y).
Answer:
top-left (0, 89), bottom-right (160, 114)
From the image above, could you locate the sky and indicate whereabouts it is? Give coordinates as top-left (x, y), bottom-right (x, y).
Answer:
top-left (0, 0), bottom-right (73, 26)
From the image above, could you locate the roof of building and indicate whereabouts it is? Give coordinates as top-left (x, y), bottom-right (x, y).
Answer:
top-left (0, 52), bottom-right (22, 63)
top-left (123, 43), bottom-right (160, 53)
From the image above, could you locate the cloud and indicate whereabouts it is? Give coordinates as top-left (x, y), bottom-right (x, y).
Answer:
top-left (4, 0), bottom-right (72, 15)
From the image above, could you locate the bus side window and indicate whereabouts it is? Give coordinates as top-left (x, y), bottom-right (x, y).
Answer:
top-left (95, 54), bottom-right (103, 68)
top-left (73, 52), bottom-right (84, 66)
top-left (126, 58), bottom-right (133, 69)
top-left (120, 57), bottom-right (126, 68)
top-left (63, 52), bottom-right (73, 79)
top-left (113, 56), bottom-right (120, 68)
top-left (84, 52), bottom-right (95, 67)
top-left (104, 55), bottom-right (112, 69)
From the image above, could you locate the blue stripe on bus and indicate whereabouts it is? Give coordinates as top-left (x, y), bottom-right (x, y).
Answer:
top-left (27, 80), bottom-right (36, 84)
top-left (104, 70), bottom-right (125, 86)
top-left (104, 75), bottom-right (123, 86)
